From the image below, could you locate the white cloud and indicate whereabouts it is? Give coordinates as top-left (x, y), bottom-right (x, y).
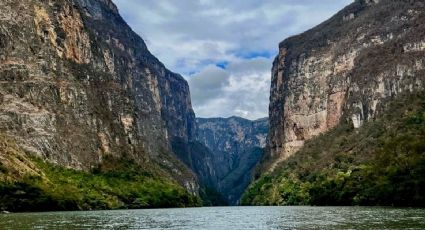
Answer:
top-left (112, 0), bottom-right (353, 119)
top-left (189, 58), bottom-right (271, 120)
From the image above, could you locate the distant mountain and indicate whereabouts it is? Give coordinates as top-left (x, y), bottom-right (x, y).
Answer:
top-left (172, 116), bottom-right (268, 205)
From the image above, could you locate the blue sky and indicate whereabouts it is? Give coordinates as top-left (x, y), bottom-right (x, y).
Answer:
top-left (113, 0), bottom-right (353, 119)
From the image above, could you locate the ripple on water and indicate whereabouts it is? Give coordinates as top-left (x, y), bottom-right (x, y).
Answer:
top-left (0, 206), bottom-right (424, 230)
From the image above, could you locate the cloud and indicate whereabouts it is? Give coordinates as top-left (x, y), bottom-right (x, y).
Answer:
top-left (189, 57), bottom-right (271, 119)
top-left (189, 65), bottom-right (229, 105)
top-left (112, 0), bottom-right (353, 119)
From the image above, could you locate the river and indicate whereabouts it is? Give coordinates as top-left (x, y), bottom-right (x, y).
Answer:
top-left (0, 206), bottom-right (424, 229)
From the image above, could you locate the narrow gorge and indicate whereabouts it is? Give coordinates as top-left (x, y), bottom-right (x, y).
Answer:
top-left (173, 117), bottom-right (268, 205)
top-left (1, 0), bottom-right (424, 213)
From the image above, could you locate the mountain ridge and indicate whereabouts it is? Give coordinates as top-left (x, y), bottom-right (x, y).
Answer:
top-left (171, 116), bottom-right (268, 205)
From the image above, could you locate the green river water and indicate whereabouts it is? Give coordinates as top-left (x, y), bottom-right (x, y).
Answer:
top-left (0, 206), bottom-right (424, 229)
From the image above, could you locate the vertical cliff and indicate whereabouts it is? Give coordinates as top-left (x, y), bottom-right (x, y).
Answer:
top-left (268, 0), bottom-right (425, 170)
top-left (0, 0), bottom-right (197, 193)
top-left (243, 0), bottom-right (425, 207)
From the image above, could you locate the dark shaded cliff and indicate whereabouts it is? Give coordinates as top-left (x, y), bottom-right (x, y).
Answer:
top-left (0, 0), bottom-right (198, 200)
top-left (244, 0), bottom-right (425, 206)
top-left (172, 116), bottom-right (268, 205)
top-left (196, 117), bottom-right (268, 204)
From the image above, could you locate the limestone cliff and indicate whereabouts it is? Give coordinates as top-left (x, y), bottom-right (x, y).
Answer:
top-left (268, 0), bottom-right (425, 170)
top-left (0, 0), bottom-right (197, 192)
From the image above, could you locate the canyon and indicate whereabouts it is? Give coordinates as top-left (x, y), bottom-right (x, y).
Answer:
top-left (1, 0), bottom-right (424, 211)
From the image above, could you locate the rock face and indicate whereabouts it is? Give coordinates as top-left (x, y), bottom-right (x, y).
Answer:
top-left (0, 0), bottom-right (197, 192)
top-left (268, 0), bottom-right (425, 169)
top-left (194, 117), bottom-right (268, 204)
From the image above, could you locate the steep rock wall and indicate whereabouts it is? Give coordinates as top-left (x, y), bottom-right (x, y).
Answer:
top-left (0, 0), bottom-right (197, 192)
top-left (268, 0), bottom-right (425, 169)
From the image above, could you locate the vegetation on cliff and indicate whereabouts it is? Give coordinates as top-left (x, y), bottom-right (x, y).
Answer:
top-left (242, 92), bottom-right (425, 207)
top-left (0, 136), bottom-right (200, 212)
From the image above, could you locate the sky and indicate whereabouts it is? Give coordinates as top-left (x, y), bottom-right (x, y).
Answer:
top-left (113, 0), bottom-right (353, 120)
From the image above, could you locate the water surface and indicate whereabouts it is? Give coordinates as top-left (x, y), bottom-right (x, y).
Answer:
top-left (0, 206), bottom-right (424, 229)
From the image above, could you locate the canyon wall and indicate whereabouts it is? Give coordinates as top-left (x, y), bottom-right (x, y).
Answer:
top-left (268, 0), bottom-right (425, 170)
top-left (0, 0), bottom-right (197, 192)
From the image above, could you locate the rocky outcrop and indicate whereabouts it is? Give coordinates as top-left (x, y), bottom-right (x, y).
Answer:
top-left (268, 0), bottom-right (425, 170)
top-left (194, 117), bottom-right (268, 204)
top-left (0, 0), bottom-right (197, 192)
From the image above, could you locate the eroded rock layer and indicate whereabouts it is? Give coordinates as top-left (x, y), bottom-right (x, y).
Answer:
top-left (0, 0), bottom-right (197, 192)
top-left (268, 0), bottom-right (425, 169)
